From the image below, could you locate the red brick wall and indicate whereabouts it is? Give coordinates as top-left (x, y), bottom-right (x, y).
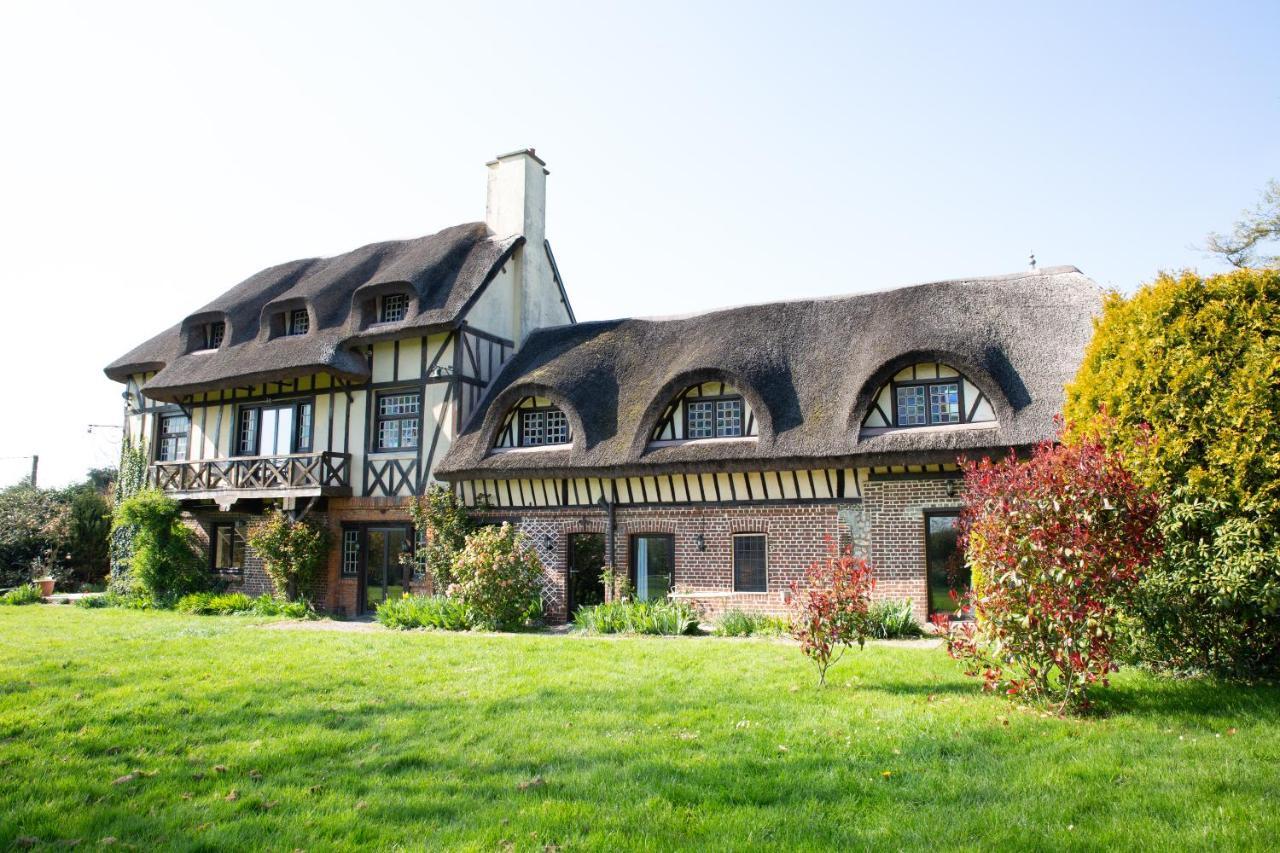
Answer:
top-left (181, 511), bottom-right (330, 604)
top-left (862, 478), bottom-right (964, 625)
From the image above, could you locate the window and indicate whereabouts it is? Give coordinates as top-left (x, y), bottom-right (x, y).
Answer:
top-left (287, 309), bottom-right (309, 336)
top-left (156, 413), bottom-right (189, 462)
top-left (926, 511), bottom-right (970, 617)
top-left (212, 522), bottom-right (247, 573)
top-left (342, 529), bottom-right (360, 577)
top-left (685, 395), bottom-right (744, 439)
top-left (378, 294), bottom-right (409, 324)
top-left (631, 534), bottom-right (674, 602)
top-left (519, 408), bottom-right (570, 447)
top-left (204, 321), bottom-right (225, 349)
top-left (895, 381), bottom-right (961, 427)
top-left (236, 400), bottom-right (313, 456)
top-left (375, 390), bottom-right (420, 450)
top-left (733, 534), bottom-right (767, 592)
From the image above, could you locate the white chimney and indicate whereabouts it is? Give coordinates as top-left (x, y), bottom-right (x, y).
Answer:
top-left (485, 148), bottom-right (547, 245)
top-left (483, 149), bottom-right (554, 343)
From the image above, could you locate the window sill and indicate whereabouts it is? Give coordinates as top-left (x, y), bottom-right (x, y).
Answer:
top-left (859, 422), bottom-right (999, 438)
top-left (489, 445), bottom-right (572, 454)
top-left (646, 437), bottom-right (759, 449)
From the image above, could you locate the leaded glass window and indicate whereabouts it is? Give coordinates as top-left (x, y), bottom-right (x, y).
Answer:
top-left (544, 409), bottom-right (569, 444)
top-left (716, 398), bottom-right (743, 437)
top-left (733, 534), bottom-right (767, 592)
top-left (287, 309), bottom-right (309, 335)
top-left (896, 385), bottom-right (927, 426)
top-left (521, 411), bottom-right (545, 446)
top-left (156, 413), bottom-right (189, 462)
top-left (379, 294), bottom-right (409, 323)
top-left (686, 400), bottom-right (715, 438)
top-left (238, 408), bottom-right (258, 455)
top-left (375, 391), bottom-right (420, 450)
top-left (342, 529), bottom-right (360, 576)
top-left (296, 402), bottom-right (313, 451)
top-left (929, 382), bottom-right (961, 424)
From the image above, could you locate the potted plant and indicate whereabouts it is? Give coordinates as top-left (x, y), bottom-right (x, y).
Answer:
top-left (34, 576), bottom-right (55, 597)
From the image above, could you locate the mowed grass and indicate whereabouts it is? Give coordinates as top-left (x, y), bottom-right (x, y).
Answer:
top-left (2, 608), bottom-right (1279, 851)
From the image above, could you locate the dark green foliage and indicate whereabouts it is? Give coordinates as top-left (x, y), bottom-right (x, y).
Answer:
top-left (572, 600), bottom-right (700, 635)
top-left (113, 489), bottom-right (207, 601)
top-left (0, 483), bottom-right (69, 589)
top-left (0, 584), bottom-right (42, 605)
top-left (1066, 268), bottom-right (1280, 678)
top-left (108, 438), bottom-right (148, 596)
top-left (65, 487), bottom-right (111, 586)
top-left (865, 600), bottom-right (924, 639)
top-left (73, 595), bottom-right (109, 609)
top-left (376, 594), bottom-right (474, 631)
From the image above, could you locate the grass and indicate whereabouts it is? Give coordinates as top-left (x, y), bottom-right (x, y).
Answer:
top-left (2, 609), bottom-right (1279, 851)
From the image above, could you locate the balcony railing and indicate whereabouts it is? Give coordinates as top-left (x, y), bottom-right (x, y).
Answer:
top-left (150, 452), bottom-right (352, 497)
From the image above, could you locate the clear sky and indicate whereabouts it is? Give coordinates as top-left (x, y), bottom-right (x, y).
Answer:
top-left (1, 0), bottom-right (1277, 487)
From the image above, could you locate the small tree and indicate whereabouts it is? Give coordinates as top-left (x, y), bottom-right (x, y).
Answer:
top-left (109, 437), bottom-right (149, 596)
top-left (407, 484), bottom-right (475, 592)
top-left (246, 510), bottom-right (329, 602)
top-left (1206, 178), bottom-right (1280, 269)
top-left (113, 489), bottom-right (206, 601)
top-left (943, 434), bottom-right (1161, 712)
top-left (450, 523), bottom-right (545, 630)
top-left (789, 539), bottom-right (876, 687)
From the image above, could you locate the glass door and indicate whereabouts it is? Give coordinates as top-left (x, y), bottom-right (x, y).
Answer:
top-left (568, 533), bottom-right (607, 614)
top-left (631, 534), bottom-right (674, 602)
top-left (925, 511), bottom-right (969, 618)
top-left (362, 526), bottom-right (411, 614)
top-left (259, 406), bottom-right (295, 456)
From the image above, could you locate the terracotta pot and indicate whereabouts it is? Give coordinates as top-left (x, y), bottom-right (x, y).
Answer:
top-left (37, 579), bottom-right (55, 597)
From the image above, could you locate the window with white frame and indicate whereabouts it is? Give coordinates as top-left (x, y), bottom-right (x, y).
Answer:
top-left (378, 294), bottom-right (409, 324)
top-left (685, 396), bottom-right (744, 439)
top-left (895, 381), bottom-right (961, 427)
top-left (518, 408), bottom-right (570, 447)
top-left (375, 390), bottom-right (420, 450)
top-left (156, 413), bottom-right (189, 462)
top-left (287, 309), bottom-right (309, 335)
top-left (341, 529), bottom-right (360, 576)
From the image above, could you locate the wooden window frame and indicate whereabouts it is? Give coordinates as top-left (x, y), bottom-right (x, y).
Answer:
top-left (204, 321), bottom-right (225, 350)
top-left (377, 293), bottom-right (409, 324)
top-left (517, 406), bottom-right (571, 447)
top-left (155, 411), bottom-right (190, 462)
top-left (682, 394), bottom-right (745, 439)
top-left (923, 509), bottom-right (970, 619)
top-left (286, 308), bottom-right (310, 336)
top-left (891, 379), bottom-right (965, 429)
top-left (372, 388), bottom-right (422, 453)
top-left (210, 521), bottom-right (247, 574)
top-left (233, 398), bottom-right (315, 457)
top-left (732, 533), bottom-right (768, 593)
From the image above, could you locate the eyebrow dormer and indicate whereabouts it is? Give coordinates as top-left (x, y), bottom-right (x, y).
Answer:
top-left (493, 396), bottom-right (573, 449)
top-left (859, 361), bottom-right (997, 432)
top-left (350, 281), bottom-right (416, 331)
top-left (650, 380), bottom-right (758, 442)
top-left (260, 297), bottom-right (315, 341)
top-left (181, 312), bottom-right (230, 353)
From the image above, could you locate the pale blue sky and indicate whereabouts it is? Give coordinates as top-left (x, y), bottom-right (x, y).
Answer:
top-left (1, 1), bottom-right (1277, 486)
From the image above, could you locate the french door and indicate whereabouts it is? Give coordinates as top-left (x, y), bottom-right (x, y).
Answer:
top-left (630, 534), bottom-right (674, 602)
top-left (567, 533), bottom-right (607, 614)
top-left (354, 525), bottom-right (413, 614)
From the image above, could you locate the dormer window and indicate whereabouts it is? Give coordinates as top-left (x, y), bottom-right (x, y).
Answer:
top-left (860, 363), bottom-right (996, 431)
top-left (650, 381), bottom-right (757, 442)
top-left (379, 294), bottom-right (408, 324)
top-left (204, 321), bottom-right (225, 350)
top-left (286, 308), bottom-right (309, 336)
top-left (494, 397), bottom-right (573, 448)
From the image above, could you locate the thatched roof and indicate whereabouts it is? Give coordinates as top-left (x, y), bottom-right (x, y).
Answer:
top-left (436, 266), bottom-right (1102, 479)
top-left (105, 223), bottom-right (520, 401)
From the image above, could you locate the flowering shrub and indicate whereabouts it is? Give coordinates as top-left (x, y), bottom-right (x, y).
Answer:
top-left (789, 539), bottom-right (876, 686)
top-left (941, 432), bottom-right (1161, 711)
top-left (450, 523), bottom-right (545, 630)
top-left (246, 510), bottom-right (329, 602)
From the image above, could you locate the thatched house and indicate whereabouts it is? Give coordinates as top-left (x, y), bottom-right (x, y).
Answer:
top-left (105, 149), bottom-right (1102, 621)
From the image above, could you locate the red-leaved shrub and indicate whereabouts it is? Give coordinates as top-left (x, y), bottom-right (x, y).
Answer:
top-left (790, 538), bottom-right (876, 686)
top-left (939, 432), bottom-right (1161, 711)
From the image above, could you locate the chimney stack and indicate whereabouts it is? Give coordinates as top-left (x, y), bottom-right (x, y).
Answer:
top-left (485, 148), bottom-right (547, 245)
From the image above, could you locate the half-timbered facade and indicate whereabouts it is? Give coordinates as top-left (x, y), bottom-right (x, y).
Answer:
top-left (105, 150), bottom-right (574, 613)
top-left (435, 267), bottom-right (1102, 624)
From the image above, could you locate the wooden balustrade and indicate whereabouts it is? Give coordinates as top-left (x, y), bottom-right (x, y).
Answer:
top-left (150, 452), bottom-right (351, 495)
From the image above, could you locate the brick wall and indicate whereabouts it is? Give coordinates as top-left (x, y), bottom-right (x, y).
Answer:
top-left (862, 478), bottom-right (964, 625)
top-left (321, 497), bottom-right (424, 616)
top-left (182, 511), bottom-right (330, 604)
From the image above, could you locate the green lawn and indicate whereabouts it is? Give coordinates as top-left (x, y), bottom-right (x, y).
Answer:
top-left (2, 608), bottom-right (1278, 851)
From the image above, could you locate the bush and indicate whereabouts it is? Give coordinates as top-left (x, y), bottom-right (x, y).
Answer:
top-left (0, 584), bottom-right (42, 606)
top-left (0, 484), bottom-right (71, 590)
top-left (712, 610), bottom-right (791, 637)
top-left (174, 591), bottom-right (316, 619)
top-left (245, 510), bottom-right (328, 602)
top-left (376, 594), bottom-right (474, 631)
top-left (943, 435), bottom-right (1161, 712)
top-left (74, 595), bottom-right (109, 609)
top-left (408, 485), bottom-right (475, 591)
top-left (866, 599), bottom-right (923, 639)
top-left (113, 490), bottom-right (206, 601)
top-left (789, 540), bottom-right (876, 686)
top-left (449, 523), bottom-right (545, 630)
top-left (1065, 268), bottom-right (1280, 679)
top-left (573, 599), bottom-right (700, 635)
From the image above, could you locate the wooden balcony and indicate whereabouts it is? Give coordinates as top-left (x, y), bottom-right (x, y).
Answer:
top-left (150, 452), bottom-right (352, 505)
